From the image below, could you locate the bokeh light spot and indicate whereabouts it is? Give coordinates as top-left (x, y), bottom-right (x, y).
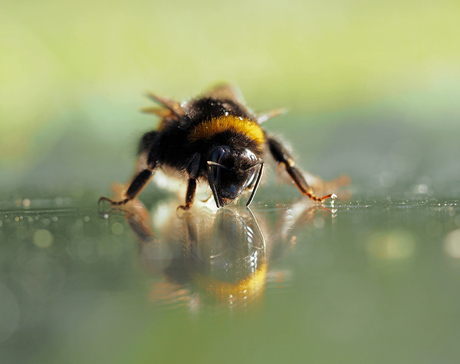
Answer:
top-left (33, 229), bottom-right (54, 248)
top-left (111, 222), bottom-right (124, 236)
top-left (444, 229), bottom-right (460, 259)
top-left (367, 230), bottom-right (416, 260)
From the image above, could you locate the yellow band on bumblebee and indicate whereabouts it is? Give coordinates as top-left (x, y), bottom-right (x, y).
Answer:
top-left (188, 115), bottom-right (265, 146)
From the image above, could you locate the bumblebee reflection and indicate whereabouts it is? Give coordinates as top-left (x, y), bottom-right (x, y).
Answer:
top-left (120, 197), bottom-right (334, 308)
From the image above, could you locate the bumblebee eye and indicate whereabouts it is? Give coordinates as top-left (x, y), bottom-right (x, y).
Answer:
top-left (208, 146), bottom-right (230, 185)
top-left (210, 146), bottom-right (229, 164)
top-left (248, 151), bottom-right (257, 164)
top-left (241, 149), bottom-right (258, 167)
top-left (207, 146), bottom-right (232, 208)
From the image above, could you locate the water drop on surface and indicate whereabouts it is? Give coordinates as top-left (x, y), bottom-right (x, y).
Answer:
top-left (330, 193), bottom-right (338, 207)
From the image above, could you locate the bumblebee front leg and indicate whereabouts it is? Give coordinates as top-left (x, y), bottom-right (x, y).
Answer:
top-left (178, 153), bottom-right (201, 211)
top-left (267, 136), bottom-right (334, 202)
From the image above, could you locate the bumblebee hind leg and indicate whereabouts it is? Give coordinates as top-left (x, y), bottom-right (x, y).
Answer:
top-left (267, 136), bottom-right (334, 202)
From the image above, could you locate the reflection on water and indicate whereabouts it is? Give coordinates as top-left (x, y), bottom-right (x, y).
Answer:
top-left (1, 197), bottom-right (460, 363)
top-left (120, 197), bottom-right (333, 308)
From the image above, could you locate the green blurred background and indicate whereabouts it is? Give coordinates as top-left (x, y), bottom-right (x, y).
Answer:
top-left (2, 1), bottom-right (460, 363)
top-left (2, 0), bottom-right (460, 196)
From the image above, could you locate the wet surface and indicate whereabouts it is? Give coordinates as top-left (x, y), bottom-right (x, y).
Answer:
top-left (1, 195), bottom-right (460, 363)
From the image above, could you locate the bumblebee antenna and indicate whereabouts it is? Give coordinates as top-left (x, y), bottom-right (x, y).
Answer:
top-left (246, 162), bottom-right (264, 207)
top-left (207, 161), bottom-right (229, 169)
top-left (246, 206), bottom-right (266, 249)
top-left (207, 164), bottom-right (221, 208)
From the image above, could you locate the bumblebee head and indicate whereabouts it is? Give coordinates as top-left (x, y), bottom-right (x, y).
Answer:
top-left (207, 145), bottom-right (264, 208)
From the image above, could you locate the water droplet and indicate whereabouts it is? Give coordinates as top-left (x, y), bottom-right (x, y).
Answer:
top-left (330, 193), bottom-right (338, 207)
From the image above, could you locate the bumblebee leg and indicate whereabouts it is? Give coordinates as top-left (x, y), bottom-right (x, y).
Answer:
top-left (99, 135), bottom-right (162, 207)
top-left (178, 179), bottom-right (197, 211)
top-left (267, 136), bottom-right (333, 202)
top-left (99, 168), bottom-right (156, 207)
top-left (178, 153), bottom-right (201, 211)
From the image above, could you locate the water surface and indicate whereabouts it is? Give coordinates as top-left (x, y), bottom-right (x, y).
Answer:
top-left (1, 195), bottom-right (459, 363)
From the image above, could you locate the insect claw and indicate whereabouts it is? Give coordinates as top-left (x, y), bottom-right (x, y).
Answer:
top-left (98, 196), bottom-right (130, 215)
top-left (318, 193), bottom-right (337, 205)
top-left (98, 197), bottom-right (114, 215)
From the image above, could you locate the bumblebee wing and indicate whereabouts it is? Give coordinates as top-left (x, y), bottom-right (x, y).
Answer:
top-left (141, 107), bottom-right (174, 118)
top-left (257, 108), bottom-right (289, 124)
top-left (204, 83), bottom-right (245, 104)
top-left (146, 92), bottom-right (185, 119)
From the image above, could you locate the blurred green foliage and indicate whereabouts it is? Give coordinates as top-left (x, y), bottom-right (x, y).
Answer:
top-left (1, 0), bottom-right (460, 187)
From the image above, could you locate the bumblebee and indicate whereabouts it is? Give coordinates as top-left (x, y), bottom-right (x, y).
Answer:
top-left (99, 84), bottom-right (335, 210)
